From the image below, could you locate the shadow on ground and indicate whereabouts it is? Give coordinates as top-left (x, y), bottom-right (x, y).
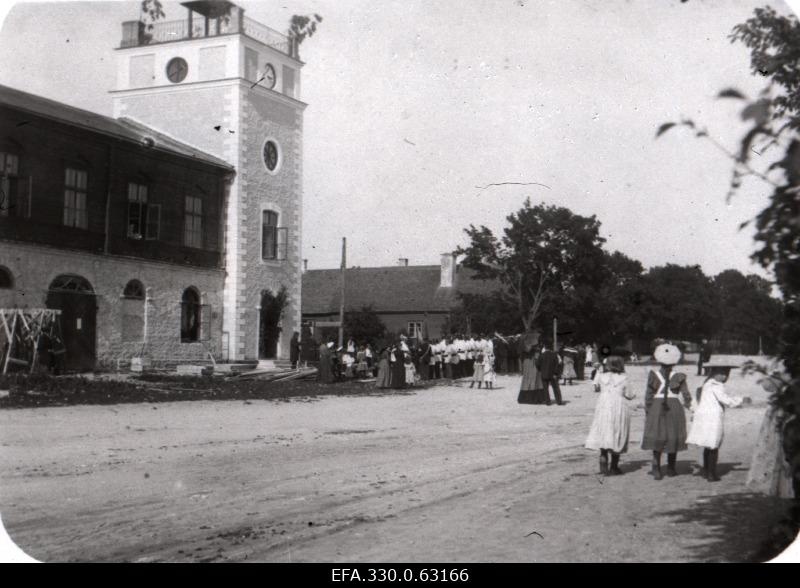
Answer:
top-left (656, 491), bottom-right (798, 562)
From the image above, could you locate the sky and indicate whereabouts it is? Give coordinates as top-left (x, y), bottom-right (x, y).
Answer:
top-left (0, 0), bottom-right (796, 277)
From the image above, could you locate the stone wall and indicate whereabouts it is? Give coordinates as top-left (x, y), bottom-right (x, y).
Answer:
top-left (236, 85), bottom-right (304, 360)
top-left (0, 242), bottom-right (225, 369)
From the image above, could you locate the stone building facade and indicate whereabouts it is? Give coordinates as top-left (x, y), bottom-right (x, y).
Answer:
top-left (0, 1), bottom-right (305, 370)
top-left (112, 1), bottom-right (305, 362)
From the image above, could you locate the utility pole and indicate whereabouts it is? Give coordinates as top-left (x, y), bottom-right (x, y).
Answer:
top-left (338, 237), bottom-right (346, 348)
top-left (553, 316), bottom-right (558, 351)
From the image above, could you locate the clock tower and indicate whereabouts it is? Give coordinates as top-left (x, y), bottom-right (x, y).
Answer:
top-left (112, 0), bottom-right (305, 362)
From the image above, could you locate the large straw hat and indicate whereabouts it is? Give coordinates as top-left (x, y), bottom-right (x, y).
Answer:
top-left (653, 343), bottom-right (681, 366)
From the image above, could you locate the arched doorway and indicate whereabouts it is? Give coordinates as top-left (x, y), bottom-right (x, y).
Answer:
top-left (259, 287), bottom-right (287, 359)
top-left (46, 274), bottom-right (97, 372)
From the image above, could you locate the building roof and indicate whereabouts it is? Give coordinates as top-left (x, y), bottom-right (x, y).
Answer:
top-left (302, 264), bottom-right (501, 315)
top-left (0, 84), bottom-right (234, 171)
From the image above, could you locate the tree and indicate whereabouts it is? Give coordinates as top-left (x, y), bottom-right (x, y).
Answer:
top-left (343, 306), bottom-right (387, 347)
top-left (456, 199), bottom-right (606, 332)
top-left (588, 250), bottom-right (646, 343)
top-left (448, 291), bottom-right (521, 336)
top-left (289, 14), bottom-right (323, 48)
top-left (662, 5), bottom-right (800, 500)
top-left (626, 264), bottom-right (721, 343)
top-left (713, 269), bottom-right (783, 353)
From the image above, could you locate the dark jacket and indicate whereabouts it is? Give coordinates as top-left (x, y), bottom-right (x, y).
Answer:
top-left (537, 350), bottom-right (562, 380)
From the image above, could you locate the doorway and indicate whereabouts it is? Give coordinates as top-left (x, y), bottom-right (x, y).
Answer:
top-left (45, 274), bottom-right (97, 372)
top-left (259, 288), bottom-right (287, 359)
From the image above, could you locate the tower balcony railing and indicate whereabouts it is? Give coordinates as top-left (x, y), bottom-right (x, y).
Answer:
top-left (120, 16), bottom-right (297, 58)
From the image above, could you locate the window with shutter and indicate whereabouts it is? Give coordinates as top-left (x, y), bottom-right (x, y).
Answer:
top-left (276, 227), bottom-right (288, 260)
top-left (127, 183), bottom-right (148, 238)
top-left (200, 304), bottom-right (211, 341)
top-left (146, 204), bottom-right (160, 240)
top-left (262, 210), bottom-right (279, 260)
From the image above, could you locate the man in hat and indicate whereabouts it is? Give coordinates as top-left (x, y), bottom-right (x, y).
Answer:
top-left (642, 342), bottom-right (693, 479)
top-left (537, 340), bottom-right (564, 406)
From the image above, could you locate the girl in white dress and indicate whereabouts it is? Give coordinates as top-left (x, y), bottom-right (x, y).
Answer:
top-left (482, 351), bottom-right (496, 389)
top-left (585, 356), bottom-right (636, 475)
top-left (686, 366), bottom-right (743, 482)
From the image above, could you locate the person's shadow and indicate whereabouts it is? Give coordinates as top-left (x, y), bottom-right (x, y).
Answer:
top-left (655, 492), bottom-right (797, 562)
top-left (618, 458), bottom-right (650, 475)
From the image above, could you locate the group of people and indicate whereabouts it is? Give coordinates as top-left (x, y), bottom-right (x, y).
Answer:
top-left (583, 341), bottom-right (743, 482)
top-left (311, 331), bottom-right (613, 393)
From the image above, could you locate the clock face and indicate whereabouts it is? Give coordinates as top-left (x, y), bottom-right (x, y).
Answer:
top-left (263, 140), bottom-right (279, 172)
top-left (166, 57), bottom-right (188, 83)
top-left (263, 63), bottom-right (276, 89)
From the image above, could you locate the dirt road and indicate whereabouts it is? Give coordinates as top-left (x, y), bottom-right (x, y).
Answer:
top-left (0, 366), bottom-right (795, 562)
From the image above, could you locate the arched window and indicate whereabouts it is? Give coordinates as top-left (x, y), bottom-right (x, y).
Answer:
top-left (181, 287), bottom-right (201, 342)
top-left (49, 274), bottom-right (93, 293)
top-left (0, 266), bottom-right (12, 289)
top-left (123, 279), bottom-right (145, 299)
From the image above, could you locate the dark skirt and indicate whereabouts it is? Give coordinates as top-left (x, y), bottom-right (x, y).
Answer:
top-left (518, 388), bottom-right (549, 404)
top-left (641, 397), bottom-right (688, 453)
top-left (392, 362), bottom-right (406, 389)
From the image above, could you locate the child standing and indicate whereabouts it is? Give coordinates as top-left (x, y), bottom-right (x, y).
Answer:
top-left (470, 348), bottom-right (485, 388)
top-left (686, 365), bottom-right (743, 482)
top-left (482, 351), bottom-right (496, 390)
top-left (641, 343), bottom-right (693, 480)
top-left (404, 355), bottom-right (417, 387)
top-left (585, 356), bottom-right (635, 475)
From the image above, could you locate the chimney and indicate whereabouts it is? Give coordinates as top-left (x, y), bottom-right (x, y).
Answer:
top-left (302, 259), bottom-right (308, 273)
top-left (398, 258), bottom-right (409, 267)
top-left (440, 252), bottom-right (456, 288)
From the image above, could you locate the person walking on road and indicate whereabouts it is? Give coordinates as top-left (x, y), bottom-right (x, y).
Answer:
top-left (686, 365), bottom-right (744, 481)
top-left (642, 343), bottom-right (693, 480)
top-left (538, 342), bottom-right (564, 406)
top-left (585, 356), bottom-right (636, 475)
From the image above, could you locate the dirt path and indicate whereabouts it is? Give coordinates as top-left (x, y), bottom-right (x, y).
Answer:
top-left (0, 367), bottom-right (795, 562)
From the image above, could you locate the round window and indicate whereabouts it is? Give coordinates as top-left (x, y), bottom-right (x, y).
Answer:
top-left (263, 140), bottom-right (280, 172)
top-left (166, 57), bottom-right (188, 83)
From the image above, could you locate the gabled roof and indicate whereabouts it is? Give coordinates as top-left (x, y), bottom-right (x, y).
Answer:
top-left (302, 264), bottom-right (501, 315)
top-left (0, 84), bottom-right (233, 171)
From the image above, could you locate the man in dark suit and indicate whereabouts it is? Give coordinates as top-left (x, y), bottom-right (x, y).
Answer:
top-left (697, 339), bottom-right (712, 376)
top-left (493, 333), bottom-right (508, 374)
top-left (537, 341), bottom-right (563, 405)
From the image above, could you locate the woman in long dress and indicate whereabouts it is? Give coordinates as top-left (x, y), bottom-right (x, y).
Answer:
top-left (517, 331), bottom-right (546, 404)
top-left (560, 347), bottom-right (578, 385)
top-left (391, 344), bottom-right (406, 389)
top-left (375, 348), bottom-right (391, 388)
top-left (585, 356), bottom-right (635, 475)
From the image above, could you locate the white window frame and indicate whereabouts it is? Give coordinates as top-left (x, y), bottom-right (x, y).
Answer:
top-left (127, 182), bottom-right (149, 239)
top-left (261, 137), bottom-right (282, 175)
top-left (63, 167), bottom-right (88, 229)
top-left (408, 322), bottom-right (423, 339)
top-left (183, 196), bottom-right (203, 249)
